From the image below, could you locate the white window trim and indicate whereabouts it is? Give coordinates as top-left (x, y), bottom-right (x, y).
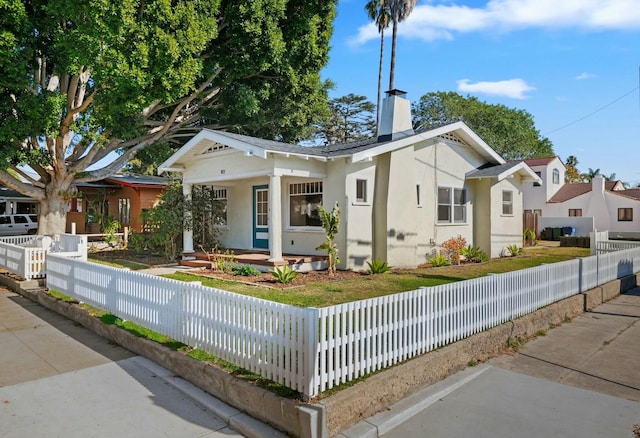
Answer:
top-left (502, 190), bottom-right (514, 216)
top-left (287, 181), bottom-right (324, 230)
top-left (437, 186), bottom-right (467, 225)
top-left (212, 188), bottom-right (228, 227)
top-left (353, 179), bottom-right (369, 205)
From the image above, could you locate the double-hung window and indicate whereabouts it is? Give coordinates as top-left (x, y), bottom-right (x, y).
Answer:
top-left (289, 181), bottom-right (323, 227)
top-left (438, 187), bottom-right (466, 223)
top-left (212, 188), bottom-right (228, 225)
top-left (502, 190), bottom-right (513, 215)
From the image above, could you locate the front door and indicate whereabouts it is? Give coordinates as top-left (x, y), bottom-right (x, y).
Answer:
top-left (253, 185), bottom-right (269, 249)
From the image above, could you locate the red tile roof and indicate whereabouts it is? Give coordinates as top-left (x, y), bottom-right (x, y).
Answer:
top-left (549, 181), bottom-right (625, 202)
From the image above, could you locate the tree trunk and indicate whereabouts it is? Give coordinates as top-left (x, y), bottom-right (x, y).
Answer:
top-left (38, 181), bottom-right (73, 235)
top-left (389, 16), bottom-right (399, 91)
top-left (375, 29), bottom-right (385, 137)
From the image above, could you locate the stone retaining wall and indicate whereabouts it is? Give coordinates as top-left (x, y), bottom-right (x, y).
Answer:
top-left (2, 272), bottom-right (637, 438)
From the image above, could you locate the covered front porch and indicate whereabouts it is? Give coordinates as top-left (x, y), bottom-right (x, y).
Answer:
top-left (180, 248), bottom-right (328, 272)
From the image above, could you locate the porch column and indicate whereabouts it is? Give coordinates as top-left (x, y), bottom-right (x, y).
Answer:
top-left (182, 183), bottom-right (194, 255)
top-left (268, 174), bottom-right (283, 261)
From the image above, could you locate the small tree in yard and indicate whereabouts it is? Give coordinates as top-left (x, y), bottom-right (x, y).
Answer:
top-left (142, 183), bottom-right (187, 261)
top-left (441, 235), bottom-right (467, 266)
top-left (316, 203), bottom-right (341, 277)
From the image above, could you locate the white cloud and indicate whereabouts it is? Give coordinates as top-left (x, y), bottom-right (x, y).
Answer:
top-left (457, 78), bottom-right (535, 99)
top-left (350, 0), bottom-right (640, 45)
top-left (575, 72), bottom-right (596, 80)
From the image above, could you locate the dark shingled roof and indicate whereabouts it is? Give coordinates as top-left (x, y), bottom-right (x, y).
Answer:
top-left (0, 187), bottom-right (32, 199)
top-left (466, 161), bottom-right (525, 179)
top-left (210, 130), bottom-right (391, 158)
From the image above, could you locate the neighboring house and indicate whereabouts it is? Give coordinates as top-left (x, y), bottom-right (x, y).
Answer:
top-left (67, 174), bottom-right (169, 234)
top-left (523, 157), bottom-right (638, 236)
top-left (159, 90), bottom-right (540, 270)
top-left (0, 187), bottom-right (38, 215)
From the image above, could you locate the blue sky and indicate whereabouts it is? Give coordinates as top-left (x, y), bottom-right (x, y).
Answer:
top-left (321, 0), bottom-right (640, 185)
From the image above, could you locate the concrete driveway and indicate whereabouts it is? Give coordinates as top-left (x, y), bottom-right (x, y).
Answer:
top-left (341, 289), bottom-right (640, 438)
top-left (0, 288), bottom-right (277, 438)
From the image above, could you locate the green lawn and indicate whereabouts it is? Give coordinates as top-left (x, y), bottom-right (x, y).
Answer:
top-left (165, 246), bottom-right (590, 308)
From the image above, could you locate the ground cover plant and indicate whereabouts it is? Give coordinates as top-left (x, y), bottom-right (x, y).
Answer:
top-left (88, 245), bottom-right (590, 308)
top-left (162, 245), bottom-right (590, 307)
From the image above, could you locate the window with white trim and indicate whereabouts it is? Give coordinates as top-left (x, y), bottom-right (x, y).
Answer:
top-left (568, 208), bottom-right (582, 217)
top-left (355, 179), bottom-right (367, 203)
top-left (212, 188), bottom-right (228, 225)
top-left (438, 187), bottom-right (466, 223)
top-left (289, 181), bottom-right (323, 227)
top-left (552, 169), bottom-right (560, 184)
top-left (502, 190), bottom-right (513, 215)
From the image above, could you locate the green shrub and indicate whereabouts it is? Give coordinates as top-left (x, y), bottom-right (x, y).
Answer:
top-left (232, 265), bottom-right (261, 277)
top-left (506, 244), bottom-right (521, 257)
top-left (366, 258), bottom-right (391, 274)
top-left (269, 265), bottom-right (298, 284)
top-left (461, 245), bottom-right (488, 263)
top-left (427, 253), bottom-right (450, 267)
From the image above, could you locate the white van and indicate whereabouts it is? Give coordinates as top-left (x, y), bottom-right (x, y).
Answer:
top-left (0, 214), bottom-right (38, 236)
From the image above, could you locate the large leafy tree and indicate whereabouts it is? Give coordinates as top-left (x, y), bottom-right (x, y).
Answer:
top-left (412, 92), bottom-right (554, 160)
top-left (0, 0), bottom-right (335, 234)
top-left (314, 94), bottom-right (375, 144)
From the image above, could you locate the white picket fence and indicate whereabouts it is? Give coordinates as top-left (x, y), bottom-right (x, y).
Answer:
top-left (0, 239), bottom-right (47, 280)
top-left (44, 245), bottom-right (640, 398)
top-left (45, 254), bottom-right (318, 395)
top-left (0, 234), bottom-right (87, 280)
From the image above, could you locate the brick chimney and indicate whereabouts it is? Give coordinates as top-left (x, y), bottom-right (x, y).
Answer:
top-left (378, 89), bottom-right (414, 142)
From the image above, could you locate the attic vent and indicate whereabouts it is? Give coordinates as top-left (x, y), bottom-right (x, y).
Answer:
top-left (204, 144), bottom-right (230, 154)
top-left (438, 133), bottom-right (465, 145)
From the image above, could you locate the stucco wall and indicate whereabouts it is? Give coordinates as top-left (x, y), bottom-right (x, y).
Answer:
top-left (488, 177), bottom-right (524, 257)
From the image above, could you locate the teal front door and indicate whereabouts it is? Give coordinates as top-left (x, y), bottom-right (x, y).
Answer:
top-left (253, 185), bottom-right (269, 249)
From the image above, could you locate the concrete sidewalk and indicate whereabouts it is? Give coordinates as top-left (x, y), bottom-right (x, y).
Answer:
top-left (0, 288), bottom-right (282, 438)
top-left (341, 289), bottom-right (640, 438)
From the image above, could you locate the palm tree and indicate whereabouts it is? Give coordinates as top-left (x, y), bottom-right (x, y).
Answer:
top-left (581, 168), bottom-right (600, 182)
top-left (366, 0), bottom-right (391, 136)
top-left (388, 0), bottom-right (418, 90)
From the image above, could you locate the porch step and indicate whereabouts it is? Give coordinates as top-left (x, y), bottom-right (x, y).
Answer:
top-left (180, 250), bottom-right (328, 272)
top-left (180, 259), bottom-right (212, 269)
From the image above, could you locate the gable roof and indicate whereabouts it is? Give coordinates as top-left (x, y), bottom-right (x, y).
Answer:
top-left (105, 174), bottom-right (169, 189)
top-left (524, 156), bottom-right (563, 167)
top-left (549, 181), bottom-right (619, 203)
top-left (466, 161), bottom-right (541, 184)
top-left (159, 121), bottom-right (506, 173)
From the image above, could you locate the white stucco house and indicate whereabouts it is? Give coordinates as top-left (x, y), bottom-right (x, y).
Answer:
top-left (523, 157), bottom-right (640, 237)
top-left (159, 90), bottom-right (540, 270)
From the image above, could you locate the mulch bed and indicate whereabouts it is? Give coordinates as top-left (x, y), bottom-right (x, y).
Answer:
top-left (195, 268), bottom-right (364, 289)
